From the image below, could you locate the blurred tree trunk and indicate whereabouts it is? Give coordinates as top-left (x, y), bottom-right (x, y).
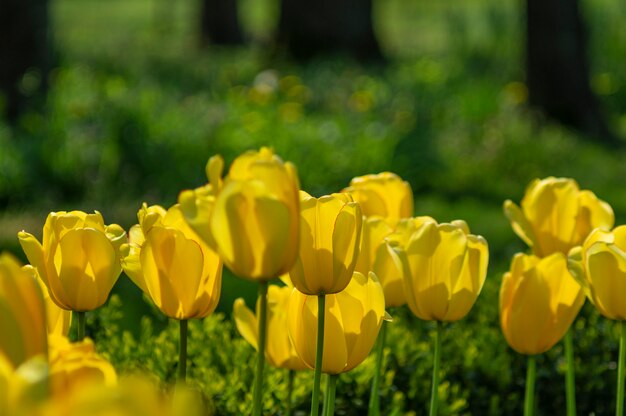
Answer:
top-left (0, 0), bottom-right (51, 122)
top-left (200, 0), bottom-right (244, 45)
top-left (526, 0), bottom-right (617, 145)
top-left (277, 0), bottom-right (383, 61)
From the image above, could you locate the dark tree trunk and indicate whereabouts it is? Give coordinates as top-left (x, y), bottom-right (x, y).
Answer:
top-left (0, 0), bottom-right (51, 122)
top-left (277, 0), bottom-right (383, 62)
top-left (200, 0), bottom-right (244, 46)
top-left (526, 0), bottom-right (617, 145)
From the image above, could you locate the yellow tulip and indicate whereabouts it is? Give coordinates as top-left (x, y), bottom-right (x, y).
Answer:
top-left (121, 203), bottom-right (222, 320)
top-left (48, 335), bottom-right (117, 397)
top-left (289, 191), bottom-right (362, 295)
top-left (0, 253), bottom-right (47, 367)
top-left (234, 284), bottom-right (307, 371)
top-left (568, 226), bottom-right (626, 320)
top-left (504, 177), bottom-right (614, 257)
top-left (500, 253), bottom-right (585, 355)
top-left (18, 211), bottom-right (126, 312)
top-left (287, 271), bottom-right (386, 374)
top-left (401, 220), bottom-right (489, 322)
top-left (180, 148), bottom-right (300, 281)
top-left (343, 172), bottom-right (413, 224)
top-left (355, 217), bottom-right (407, 307)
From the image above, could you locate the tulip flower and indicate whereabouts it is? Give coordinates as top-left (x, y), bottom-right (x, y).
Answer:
top-left (23, 265), bottom-right (72, 337)
top-left (399, 219), bottom-right (488, 416)
top-left (18, 211), bottom-right (126, 341)
top-left (500, 252), bottom-right (584, 416)
top-left (288, 271), bottom-right (386, 415)
top-left (0, 253), bottom-right (47, 368)
top-left (48, 335), bottom-right (117, 397)
top-left (234, 285), bottom-right (307, 371)
top-left (121, 203), bottom-right (222, 381)
top-left (504, 177), bottom-right (614, 257)
top-left (289, 191), bottom-right (362, 296)
top-left (344, 172), bottom-right (413, 224)
top-left (568, 226), bottom-right (626, 415)
top-left (180, 148), bottom-right (300, 416)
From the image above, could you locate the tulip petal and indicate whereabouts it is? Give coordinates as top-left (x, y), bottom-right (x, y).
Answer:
top-left (503, 200), bottom-right (536, 249)
top-left (585, 243), bottom-right (626, 320)
top-left (233, 298), bottom-right (258, 350)
top-left (331, 202), bottom-right (362, 294)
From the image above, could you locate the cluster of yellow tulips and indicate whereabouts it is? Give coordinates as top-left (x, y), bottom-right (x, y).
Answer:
top-left (0, 147), bottom-right (624, 415)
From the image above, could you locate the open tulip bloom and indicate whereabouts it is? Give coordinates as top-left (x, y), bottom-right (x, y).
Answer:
top-left (397, 219), bottom-right (488, 415)
top-left (505, 176), bottom-right (614, 416)
top-left (568, 226), bottom-right (626, 415)
top-left (18, 211), bottom-right (126, 342)
top-left (121, 203), bottom-right (223, 382)
top-left (179, 148), bottom-right (300, 415)
top-left (288, 271), bottom-right (386, 416)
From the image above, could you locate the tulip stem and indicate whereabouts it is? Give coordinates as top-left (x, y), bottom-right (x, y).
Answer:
top-left (252, 281), bottom-right (269, 416)
top-left (311, 294), bottom-right (326, 416)
top-left (323, 374), bottom-right (337, 416)
top-left (76, 311), bottom-right (86, 341)
top-left (524, 355), bottom-right (536, 416)
top-left (564, 329), bottom-right (576, 416)
top-left (286, 369), bottom-right (295, 416)
top-left (368, 319), bottom-right (387, 416)
top-left (429, 321), bottom-right (443, 416)
top-left (178, 319), bottom-right (188, 382)
top-left (617, 321), bottom-right (626, 416)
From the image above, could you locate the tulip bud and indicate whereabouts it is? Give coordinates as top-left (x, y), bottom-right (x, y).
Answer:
top-left (401, 220), bottom-right (489, 322)
top-left (568, 226), bottom-right (626, 320)
top-left (287, 271), bottom-right (386, 374)
top-left (500, 253), bottom-right (585, 355)
top-left (0, 253), bottom-right (47, 367)
top-left (343, 172), bottom-right (413, 224)
top-left (121, 203), bottom-right (222, 320)
top-left (289, 191), bottom-right (362, 295)
top-left (234, 285), bottom-right (307, 371)
top-left (18, 211), bottom-right (126, 312)
top-left (504, 177), bottom-right (614, 257)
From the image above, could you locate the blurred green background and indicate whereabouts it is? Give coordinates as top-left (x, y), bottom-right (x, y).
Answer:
top-left (2, 0), bottom-right (626, 414)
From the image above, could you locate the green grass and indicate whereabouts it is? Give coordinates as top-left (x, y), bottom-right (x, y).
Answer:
top-left (2, 0), bottom-right (626, 413)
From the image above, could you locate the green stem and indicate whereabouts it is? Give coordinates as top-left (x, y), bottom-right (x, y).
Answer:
top-left (368, 320), bottom-right (387, 416)
top-left (252, 281), bottom-right (269, 416)
top-left (564, 329), bottom-right (576, 416)
top-left (178, 319), bottom-right (188, 382)
top-left (429, 321), bottom-right (442, 416)
top-left (524, 355), bottom-right (537, 416)
top-left (286, 369), bottom-right (295, 416)
top-left (323, 374), bottom-right (337, 416)
top-left (310, 294), bottom-right (326, 416)
top-left (76, 311), bottom-right (86, 341)
top-left (617, 321), bottom-right (626, 416)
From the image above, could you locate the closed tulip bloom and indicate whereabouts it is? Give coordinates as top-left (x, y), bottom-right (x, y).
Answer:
top-left (289, 191), bottom-right (362, 295)
top-left (180, 148), bottom-right (300, 280)
top-left (121, 203), bottom-right (222, 320)
top-left (234, 284), bottom-right (307, 371)
top-left (402, 220), bottom-right (489, 322)
top-left (504, 177), bottom-right (614, 257)
top-left (568, 226), bottom-right (626, 320)
top-left (18, 211), bottom-right (126, 312)
top-left (344, 172), bottom-right (413, 224)
top-left (355, 217), bottom-right (407, 307)
top-left (287, 271), bottom-right (386, 374)
top-left (501, 253), bottom-right (585, 355)
top-left (0, 253), bottom-right (47, 367)
top-left (48, 335), bottom-right (117, 397)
